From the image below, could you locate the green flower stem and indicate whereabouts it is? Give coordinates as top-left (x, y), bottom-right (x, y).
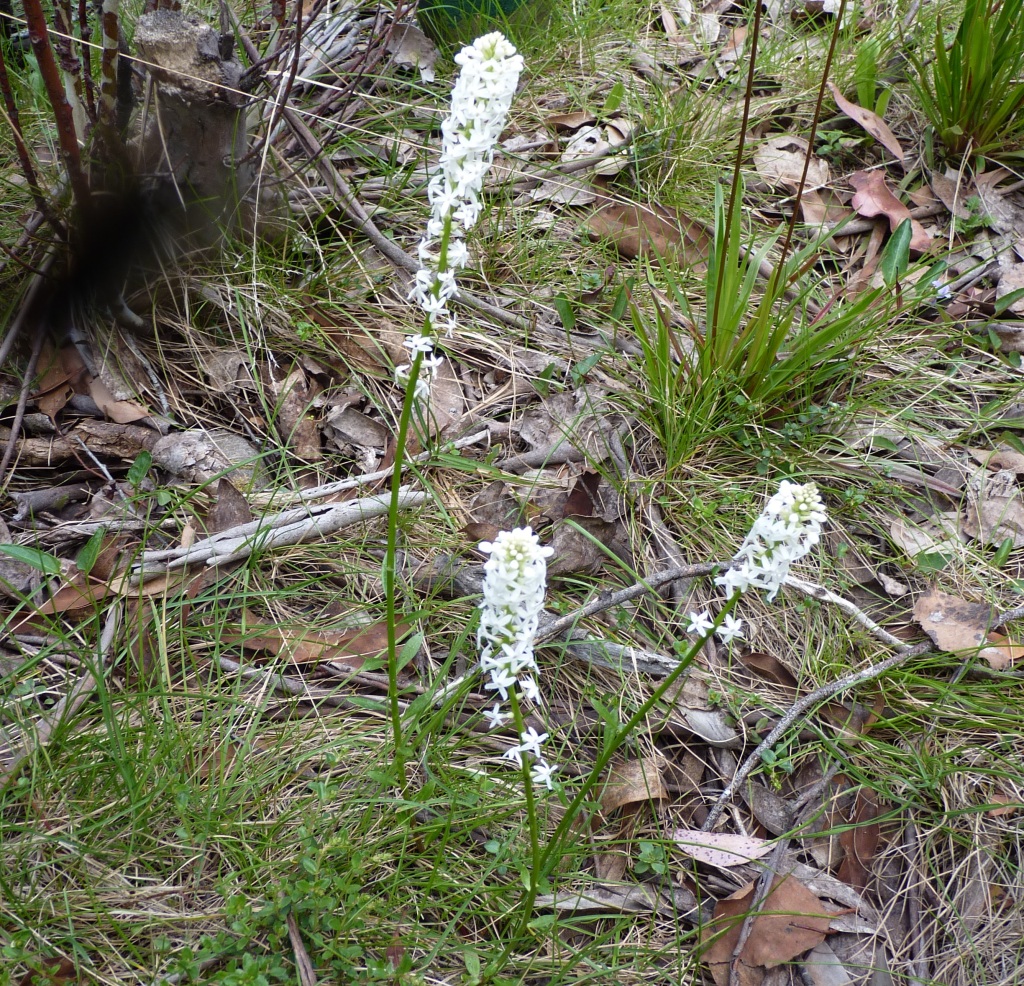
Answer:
top-left (384, 347), bottom-right (424, 791)
top-left (507, 690), bottom-right (542, 932)
top-left (384, 209), bottom-right (456, 789)
top-left (484, 596), bottom-right (743, 982)
top-left (539, 594), bottom-right (742, 873)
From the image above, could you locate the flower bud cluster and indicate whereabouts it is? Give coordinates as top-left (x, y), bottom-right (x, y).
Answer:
top-left (396, 33), bottom-right (524, 402)
top-left (716, 481), bottom-right (827, 601)
top-left (477, 527), bottom-right (558, 789)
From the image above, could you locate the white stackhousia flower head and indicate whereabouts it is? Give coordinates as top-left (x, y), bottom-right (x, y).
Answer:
top-left (396, 33), bottom-right (524, 402)
top-left (477, 527), bottom-right (558, 789)
top-left (716, 481), bottom-right (827, 601)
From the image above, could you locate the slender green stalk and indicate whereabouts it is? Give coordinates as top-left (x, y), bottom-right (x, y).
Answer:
top-left (384, 350), bottom-right (424, 791)
top-left (384, 210), bottom-right (457, 789)
top-left (537, 596), bottom-right (741, 875)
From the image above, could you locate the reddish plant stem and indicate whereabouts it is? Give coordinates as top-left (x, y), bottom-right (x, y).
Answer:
top-left (22, 0), bottom-right (92, 218)
top-left (98, 0), bottom-right (120, 133)
top-left (0, 40), bottom-right (64, 234)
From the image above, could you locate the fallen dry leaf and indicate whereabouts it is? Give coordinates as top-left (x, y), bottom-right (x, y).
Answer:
top-left (535, 882), bottom-right (698, 919)
top-left (702, 874), bottom-right (833, 985)
top-left (205, 478), bottom-right (253, 535)
top-left (386, 23), bottom-right (437, 81)
top-left (269, 368), bottom-right (321, 462)
top-left (739, 650), bottom-right (800, 693)
top-left (585, 199), bottom-right (710, 266)
top-left (600, 756), bottom-right (668, 812)
top-left (913, 586), bottom-right (1022, 669)
top-left (930, 171), bottom-right (972, 220)
top-left (848, 170), bottom-right (931, 253)
top-left (968, 447), bottom-right (1024, 474)
top-left (827, 83), bottom-right (904, 160)
top-left (32, 344), bottom-right (80, 422)
top-left (219, 616), bottom-right (404, 667)
top-left (996, 261), bottom-right (1024, 316)
top-left (753, 135), bottom-right (829, 191)
top-left (87, 374), bottom-right (152, 425)
top-left (670, 829), bottom-right (773, 868)
top-left (546, 109), bottom-right (596, 131)
top-left (963, 493), bottom-right (1024, 547)
top-left (889, 514), bottom-right (960, 559)
top-left (16, 955), bottom-right (78, 986)
top-left (836, 790), bottom-right (880, 891)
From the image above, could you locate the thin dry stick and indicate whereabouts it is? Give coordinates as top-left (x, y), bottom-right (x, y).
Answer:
top-left (701, 640), bottom-right (934, 832)
top-left (286, 913), bottom-right (319, 986)
top-left (537, 563), bottom-right (720, 642)
top-left (248, 429), bottom-right (488, 508)
top-left (132, 490), bottom-right (427, 578)
top-left (1, 604), bottom-right (120, 786)
top-left (728, 839), bottom-right (790, 986)
top-left (0, 323), bottom-right (44, 483)
top-left (784, 575), bottom-right (908, 649)
top-left (701, 576), bottom-right (1024, 830)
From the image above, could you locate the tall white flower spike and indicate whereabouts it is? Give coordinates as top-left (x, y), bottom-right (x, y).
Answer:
top-left (396, 33), bottom-right (524, 403)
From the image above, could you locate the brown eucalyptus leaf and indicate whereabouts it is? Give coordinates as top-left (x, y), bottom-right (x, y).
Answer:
top-left (702, 875), bottom-right (832, 984)
top-left (600, 756), bottom-right (668, 812)
top-left (585, 199), bottom-right (710, 266)
top-left (848, 171), bottom-right (932, 253)
top-left (827, 83), bottom-right (904, 159)
top-left (913, 587), bottom-right (1021, 668)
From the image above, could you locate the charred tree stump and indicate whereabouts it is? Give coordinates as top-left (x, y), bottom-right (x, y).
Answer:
top-left (131, 10), bottom-right (253, 242)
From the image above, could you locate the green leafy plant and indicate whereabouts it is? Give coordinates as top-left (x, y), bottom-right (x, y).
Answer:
top-left (853, 34), bottom-right (892, 119)
top-left (909, 0), bottom-right (1024, 161)
top-left (634, 840), bottom-right (669, 877)
top-left (630, 184), bottom-right (923, 469)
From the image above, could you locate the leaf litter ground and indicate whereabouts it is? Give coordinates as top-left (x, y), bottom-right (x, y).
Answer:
top-left (3, 0), bottom-right (1024, 983)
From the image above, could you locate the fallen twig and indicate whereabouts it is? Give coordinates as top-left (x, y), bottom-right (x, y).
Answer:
top-left (538, 563), bottom-right (720, 642)
top-left (132, 490), bottom-right (427, 580)
top-left (1, 604), bottom-right (119, 786)
top-left (700, 641), bottom-right (934, 832)
top-left (248, 429), bottom-right (488, 508)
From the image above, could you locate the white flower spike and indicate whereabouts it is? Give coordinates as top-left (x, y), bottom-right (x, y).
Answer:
top-left (716, 481), bottom-right (826, 602)
top-left (395, 33), bottom-right (523, 403)
top-left (478, 527), bottom-right (557, 789)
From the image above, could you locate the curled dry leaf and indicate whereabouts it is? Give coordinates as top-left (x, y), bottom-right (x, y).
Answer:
top-left (534, 882), bottom-right (699, 919)
top-left (969, 447), bottom-right (1024, 474)
top-left (386, 24), bottom-right (437, 82)
top-left (826, 83), bottom-right (904, 160)
top-left (753, 135), bottom-right (829, 189)
top-left (600, 756), bottom-right (668, 813)
top-left (269, 368), bottom-right (321, 462)
top-left (87, 374), bottom-right (152, 425)
top-left (848, 170), bottom-right (932, 253)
